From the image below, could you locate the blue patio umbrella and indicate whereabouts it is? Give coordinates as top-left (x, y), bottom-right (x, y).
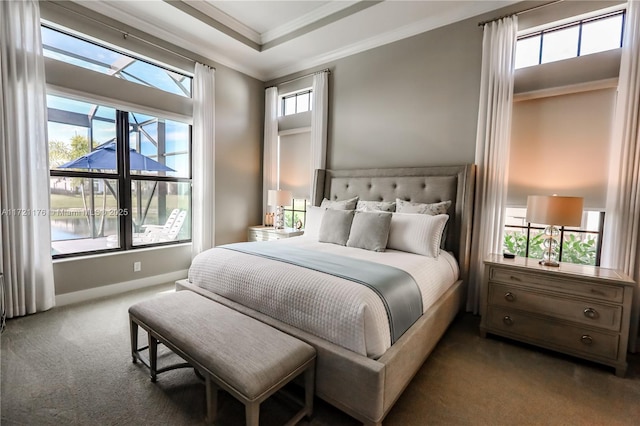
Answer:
top-left (58, 142), bottom-right (175, 234)
top-left (58, 142), bottom-right (175, 172)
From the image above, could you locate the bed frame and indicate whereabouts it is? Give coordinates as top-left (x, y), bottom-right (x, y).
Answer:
top-left (177, 164), bottom-right (475, 425)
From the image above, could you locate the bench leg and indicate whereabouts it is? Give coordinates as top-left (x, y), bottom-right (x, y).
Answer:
top-left (205, 375), bottom-right (218, 425)
top-left (245, 402), bottom-right (259, 426)
top-left (130, 318), bottom-right (138, 364)
top-left (148, 333), bottom-right (158, 382)
top-left (304, 363), bottom-right (315, 418)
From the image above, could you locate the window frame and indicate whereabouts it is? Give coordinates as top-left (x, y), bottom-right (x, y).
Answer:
top-left (516, 9), bottom-right (625, 69)
top-left (49, 103), bottom-right (193, 259)
top-left (280, 89), bottom-right (313, 116)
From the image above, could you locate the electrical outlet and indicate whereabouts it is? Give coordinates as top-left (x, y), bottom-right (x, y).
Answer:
top-left (134, 261), bottom-right (141, 272)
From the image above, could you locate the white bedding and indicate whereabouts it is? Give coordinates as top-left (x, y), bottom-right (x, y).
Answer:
top-left (188, 237), bottom-right (459, 358)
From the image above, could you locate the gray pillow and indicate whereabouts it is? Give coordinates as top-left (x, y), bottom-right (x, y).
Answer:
top-left (347, 211), bottom-right (392, 252)
top-left (318, 209), bottom-right (355, 245)
top-left (320, 196), bottom-right (358, 210)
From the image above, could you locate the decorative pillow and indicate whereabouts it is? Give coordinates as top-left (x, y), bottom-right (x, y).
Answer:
top-left (395, 198), bottom-right (451, 215)
top-left (320, 196), bottom-right (358, 210)
top-left (302, 206), bottom-right (326, 240)
top-left (347, 211), bottom-right (392, 252)
top-left (355, 200), bottom-right (396, 212)
top-left (387, 213), bottom-right (449, 257)
top-left (318, 209), bottom-right (355, 246)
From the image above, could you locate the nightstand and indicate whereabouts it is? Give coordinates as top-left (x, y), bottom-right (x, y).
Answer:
top-left (480, 254), bottom-right (636, 377)
top-left (247, 225), bottom-right (304, 242)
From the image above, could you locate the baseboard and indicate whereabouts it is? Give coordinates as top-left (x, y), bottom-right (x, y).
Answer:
top-left (55, 269), bottom-right (188, 307)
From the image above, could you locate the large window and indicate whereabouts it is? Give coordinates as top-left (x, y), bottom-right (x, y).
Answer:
top-left (45, 25), bottom-right (193, 257)
top-left (515, 10), bottom-right (625, 69)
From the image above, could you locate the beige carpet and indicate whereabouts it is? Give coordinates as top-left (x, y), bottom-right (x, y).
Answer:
top-left (1, 284), bottom-right (639, 425)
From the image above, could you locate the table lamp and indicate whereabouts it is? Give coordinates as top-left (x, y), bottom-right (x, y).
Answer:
top-left (526, 195), bottom-right (584, 267)
top-left (267, 189), bottom-right (292, 230)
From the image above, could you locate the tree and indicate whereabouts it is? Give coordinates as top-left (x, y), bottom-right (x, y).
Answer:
top-left (48, 140), bottom-right (71, 168)
top-left (70, 134), bottom-right (89, 159)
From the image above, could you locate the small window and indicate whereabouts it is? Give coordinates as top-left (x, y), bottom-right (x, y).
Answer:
top-left (283, 199), bottom-right (307, 229)
top-left (541, 25), bottom-right (580, 64)
top-left (281, 90), bottom-right (313, 116)
top-left (581, 13), bottom-right (625, 55)
top-left (515, 10), bottom-right (625, 69)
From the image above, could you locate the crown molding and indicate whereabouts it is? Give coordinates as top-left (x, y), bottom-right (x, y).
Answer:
top-left (264, 2), bottom-right (496, 80)
top-left (184, 0), bottom-right (261, 44)
top-left (261, 0), bottom-right (359, 44)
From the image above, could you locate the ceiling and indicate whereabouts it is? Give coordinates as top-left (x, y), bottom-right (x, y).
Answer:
top-left (75, 0), bottom-right (519, 81)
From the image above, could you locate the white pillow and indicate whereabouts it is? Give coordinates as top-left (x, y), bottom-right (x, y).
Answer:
top-left (302, 206), bottom-right (326, 240)
top-left (387, 213), bottom-right (449, 257)
top-left (355, 200), bottom-right (396, 212)
top-left (395, 198), bottom-right (451, 215)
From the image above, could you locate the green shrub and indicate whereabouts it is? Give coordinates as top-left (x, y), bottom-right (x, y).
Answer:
top-left (503, 231), bottom-right (596, 266)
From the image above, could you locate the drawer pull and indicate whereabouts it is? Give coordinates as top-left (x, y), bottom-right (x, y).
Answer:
top-left (503, 316), bottom-right (514, 326)
top-left (509, 275), bottom-right (522, 282)
top-left (580, 335), bottom-right (593, 345)
top-left (504, 292), bottom-right (516, 302)
top-left (583, 308), bottom-right (599, 320)
top-left (590, 288), bottom-right (606, 296)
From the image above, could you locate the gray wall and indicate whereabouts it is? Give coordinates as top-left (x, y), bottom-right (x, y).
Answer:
top-left (214, 66), bottom-right (264, 245)
top-left (324, 19), bottom-right (483, 169)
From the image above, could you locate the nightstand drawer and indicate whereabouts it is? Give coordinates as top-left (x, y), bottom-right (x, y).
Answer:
top-left (489, 268), bottom-right (624, 303)
top-left (488, 283), bottom-right (622, 331)
top-left (486, 307), bottom-right (620, 360)
top-left (248, 230), bottom-right (269, 241)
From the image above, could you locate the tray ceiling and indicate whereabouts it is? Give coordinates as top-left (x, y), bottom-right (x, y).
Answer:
top-left (73, 0), bottom-right (518, 81)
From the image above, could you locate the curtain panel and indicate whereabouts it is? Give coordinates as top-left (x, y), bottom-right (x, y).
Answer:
top-left (191, 63), bottom-right (215, 257)
top-left (602, 0), bottom-right (640, 351)
top-left (0, 0), bottom-right (55, 317)
top-left (310, 71), bottom-right (329, 197)
top-left (263, 87), bottom-right (279, 219)
top-left (468, 16), bottom-right (518, 314)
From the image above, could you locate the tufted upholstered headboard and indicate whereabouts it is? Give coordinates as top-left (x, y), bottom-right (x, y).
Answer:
top-left (312, 165), bottom-right (476, 285)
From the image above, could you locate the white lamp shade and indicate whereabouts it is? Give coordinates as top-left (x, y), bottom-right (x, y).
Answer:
top-left (526, 195), bottom-right (584, 227)
top-left (267, 189), bottom-right (292, 207)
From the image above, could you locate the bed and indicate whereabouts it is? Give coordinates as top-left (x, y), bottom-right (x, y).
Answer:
top-left (176, 165), bottom-right (475, 425)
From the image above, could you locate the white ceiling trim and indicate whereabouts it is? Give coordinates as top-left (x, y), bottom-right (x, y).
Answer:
top-left (265, 1), bottom-right (517, 81)
top-left (261, 0), bottom-right (358, 44)
top-left (185, 0), bottom-right (261, 44)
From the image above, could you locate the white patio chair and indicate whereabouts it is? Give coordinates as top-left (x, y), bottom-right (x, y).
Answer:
top-left (105, 209), bottom-right (180, 248)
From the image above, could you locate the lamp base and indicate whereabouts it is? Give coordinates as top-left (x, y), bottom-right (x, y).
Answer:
top-left (539, 260), bottom-right (560, 267)
top-left (274, 206), bottom-right (285, 230)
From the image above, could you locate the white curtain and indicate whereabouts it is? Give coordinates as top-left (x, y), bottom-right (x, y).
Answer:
top-left (191, 63), bottom-right (215, 257)
top-left (310, 71), bottom-right (329, 197)
top-left (263, 87), bottom-right (279, 219)
top-left (468, 16), bottom-right (518, 314)
top-left (602, 0), bottom-right (640, 351)
top-left (0, 0), bottom-right (55, 317)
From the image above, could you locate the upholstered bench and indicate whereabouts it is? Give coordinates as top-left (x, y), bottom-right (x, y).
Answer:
top-left (128, 291), bottom-right (316, 426)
